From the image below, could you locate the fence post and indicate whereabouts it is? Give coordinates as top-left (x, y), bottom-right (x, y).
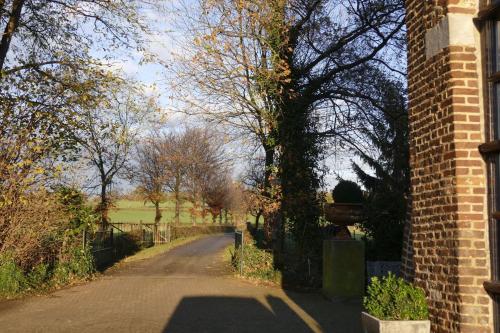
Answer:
top-left (83, 229), bottom-right (87, 250)
top-left (153, 223), bottom-right (158, 244)
top-left (241, 230), bottom-right (244, 275)
top-left (139, 220), bottom-right (143, 245)
top-left (235, 230), bottom-right (244, 275)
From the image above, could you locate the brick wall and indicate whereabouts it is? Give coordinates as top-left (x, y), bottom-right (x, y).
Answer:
top-left (401, 198), bottom-right (414, 281)
top-left (404, 0), bottom-right (493, 332)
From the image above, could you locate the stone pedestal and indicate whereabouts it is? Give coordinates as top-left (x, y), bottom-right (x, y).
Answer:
top-left (322, 240), bottom-right (365, 299)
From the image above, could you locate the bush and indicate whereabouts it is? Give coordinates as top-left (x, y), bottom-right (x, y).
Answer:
top-left (364, 273), bottom-right (428, 320)
top-left (51, 244), bottom-right (94, 285)
top-left (230, 232), bottom-right (281, 283)
top-left (0, 255), bottom-right (27, 297)
top-left (55, 186), bottom-right (97, 232)
top-left (280, 250), bottom-right (322, 290)
top-left (0, 188), bottom-right (98, 297)
top-left (27, 263), bottom-right (51, 289)
top-left (0, 191), bottom-right (71, 271)
top-left (332, 180), bottom-right (363, 204)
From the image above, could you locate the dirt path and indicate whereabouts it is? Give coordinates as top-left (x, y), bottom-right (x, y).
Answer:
top-left (0, 233), bottom-right (362, 332)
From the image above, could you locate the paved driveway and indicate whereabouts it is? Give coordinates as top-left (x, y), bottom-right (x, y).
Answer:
top-left (0, 233), bottom-right (362, 332)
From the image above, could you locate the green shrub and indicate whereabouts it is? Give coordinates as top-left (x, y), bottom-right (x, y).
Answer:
top-left (0, 255), bottom-right (27, 297)
top-left (332, 180), bottom-right (363, 204)
top-left (0, 188), bottom-right (98, 298)
top-left (364, 273), bottom-right (429, 320)
top-left (55, 186), bottom-right (98, 233)
top-left (27, 263), bottom-right (51, 289)
top-left (231, 241), bottom-right (281, 283)
top-left (53, 246), bottom-right (95, 284)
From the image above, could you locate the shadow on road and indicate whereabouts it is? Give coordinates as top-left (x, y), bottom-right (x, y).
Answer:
top-left (285, 290), bottom-right (363, 332)
top-left (163, 295), bottom-right (315, 333)
top-left (0, 234), bottom-right (362, 333)
top-left (163, 294), bottom-right (362, 332)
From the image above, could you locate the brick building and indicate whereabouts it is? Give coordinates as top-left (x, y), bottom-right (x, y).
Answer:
top-left (403, 1), bottom-right (500, 332)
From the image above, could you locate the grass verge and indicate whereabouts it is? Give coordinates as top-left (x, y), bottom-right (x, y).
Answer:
top-left (224, 242), bottom-right (282, 286)
top-left (0, 235), bottom-right (210, 301)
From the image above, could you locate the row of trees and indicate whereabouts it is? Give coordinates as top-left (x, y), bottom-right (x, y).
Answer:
top-left (131, 128), bottom-right (243, 226)
top-left (0, 0), bottom-right (410, 288)
top-left (0, 0), bottom-right (244, 233)
top-left (172, 0), bottom-right (406, 266)
top-left (0, 0), bottom-right (152, 217)
top-left (0, 1), bottom-right (157, 279)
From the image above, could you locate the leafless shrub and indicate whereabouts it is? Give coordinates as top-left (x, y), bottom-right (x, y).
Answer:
top-left (0, 190), bottom-right (72, 271)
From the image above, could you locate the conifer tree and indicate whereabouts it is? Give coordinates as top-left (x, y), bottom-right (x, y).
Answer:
top-left (352, 78), bottom-right (409, 260)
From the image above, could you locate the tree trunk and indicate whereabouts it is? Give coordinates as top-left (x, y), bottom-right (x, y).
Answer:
top-left (255, 210), bottom-right (262, 230)
top-left (192, 202), bottom-right (197, 226)
top-left (154, 201), bottom-right (162, 224)
top-left (99, 182), bottom-right (109, 230)
top-left (0, 0), bottom-right (25, 72)
top-left (263, 145), bottom-right (275, 195)
top-left (174, 175), bottom-right (181, 225)
top-left (201, 199), bottom-right (207, 224)
top-left (262, 145), bottom-right (275, 242)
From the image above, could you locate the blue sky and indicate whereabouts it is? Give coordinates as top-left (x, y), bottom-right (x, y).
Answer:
top-left (93, 2), bottom-right (367, 190)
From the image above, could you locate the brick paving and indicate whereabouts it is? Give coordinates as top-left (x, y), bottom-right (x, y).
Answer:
top-left (0, 234), bottom-right (362, 332)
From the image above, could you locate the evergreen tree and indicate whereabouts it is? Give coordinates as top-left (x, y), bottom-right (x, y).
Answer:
top-left (352, 78), bottom-right (409, 260)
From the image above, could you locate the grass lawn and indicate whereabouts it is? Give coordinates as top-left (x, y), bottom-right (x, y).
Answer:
top-left (109, 207), bottom-right (193, 224)
top-left (112, 200), bottom-right (193, 210)
top-left (108, 199), bottom-right (195, 224)
top-left (108, 199), bottom-right (245, 225)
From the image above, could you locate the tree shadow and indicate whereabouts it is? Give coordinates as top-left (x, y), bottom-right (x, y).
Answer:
top-left (163, 294), bottom-right (362, 332)
top-left (286, 289), bottom-right (363, 332)
top-left (163, 295), bottom-right (310, 332)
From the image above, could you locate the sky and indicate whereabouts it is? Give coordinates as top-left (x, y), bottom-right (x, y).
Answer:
top-left (94, 2), bottom-right (370, 191)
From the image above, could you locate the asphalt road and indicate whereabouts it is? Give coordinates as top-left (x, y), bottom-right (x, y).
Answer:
top-left (0, 233), bottom-right (362, 332)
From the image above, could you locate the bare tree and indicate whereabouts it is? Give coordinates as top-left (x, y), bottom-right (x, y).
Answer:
top-left (182, 128), bottom-right (228, 225)
top-left (203, 168), bottom-right (231, 224)
top-left (131, 135), bottom-right (168, 224)
top-left (173, 0), bottom-right (405, 248)
top-left (76, 82), bottom-right (154, 229)
top-left (0, 0), bottom-right (149, 74)
top-left (158, 132), bottom-right (189, 225)
top-left (224, 181), bottom-right (248, 226)
top-left (172, 0), bottom-right (281, 219)
top-left (242, 158), bottom-right (266, 229)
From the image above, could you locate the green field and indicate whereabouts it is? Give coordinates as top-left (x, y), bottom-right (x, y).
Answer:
top-left (109, 199), bottom-right (254, 225)
top-left (109, 200), bottom-right (196, 224)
